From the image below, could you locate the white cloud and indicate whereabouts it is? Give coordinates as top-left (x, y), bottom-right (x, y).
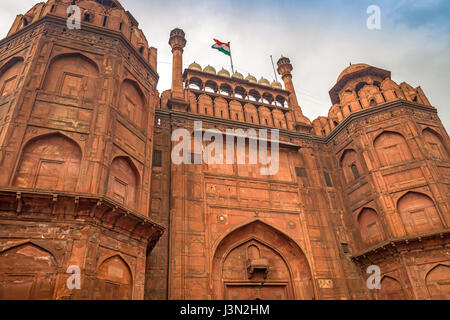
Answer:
top-left (1, 0), bottom-right (449, 130)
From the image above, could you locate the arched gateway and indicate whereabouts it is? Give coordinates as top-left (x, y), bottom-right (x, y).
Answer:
top-left (212, 220), bottom-right (314, 300)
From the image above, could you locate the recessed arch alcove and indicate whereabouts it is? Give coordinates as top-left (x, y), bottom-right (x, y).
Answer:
top-left (211, 220), bottom-right (314, 300)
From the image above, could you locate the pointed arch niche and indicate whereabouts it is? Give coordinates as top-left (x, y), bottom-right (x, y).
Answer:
top-left (397, 192), bottom-right (442, 235)
top-left (378, 276), bottom-right (407, 300)
top-left (13, 133), bottom-right (82, 191)
top-left (212, 220), bottom-right (314, 300)
top-left (0, 243), bottom-right (57, 300)
top-left (106, 156), bottom-right (139, 210)
top-left (422, 128), bottom-right (448, 160)
top-left (373, 131), bottom-right (413, 167)
top-left (426, 264), bottom-right (450, 300)
top-left (0, 57), bottom-right (24, 97)
top-left (43, 53), bottom-right (99, 99)
top-left (93, 255), bottom-right (133, 300)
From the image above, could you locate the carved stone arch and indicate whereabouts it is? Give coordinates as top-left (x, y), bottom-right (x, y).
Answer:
top-left (0, 242), bottom-right (58, 299)
top-left (219, 83), bottom-right (233, 96)
top-left (0, 56), bottom-right (24, 97)
top-left (356, 207), bottom-right (385, 245)
top-left (248, 89), bottom-right (261, 102)
top-left (43, 52), bottom-right (99, 99)
top-left (355, 81), bottom-right (369, 97)
top-left (373, 130), bottom-right (413, 166)
top-left (212, 220), bottom-right (314, 300)
top-left (234, 86), bottom-right (247, 99)
top-left (204, 80), bottom-right (218, 93)
top-left (106, 156), bottom-right (140, 210)
top-left (13, 132), bottom-right (82, 191)
top-left (0, 240), bottom-right (60, 267)
top-left (396, 191), bottom-right (442, 235)
top-left (378, 275), bottom-right (407, 300)
top-left (188, 76), bottom-right (203, 90)
top-left (339, 149), bottom-right (360, 182)
top-left (425, 264), bottom-right (450, 300)
top-left (422, 127), bottom-right (449, 160)
top-left (93, 254), bottom-right (133, 300)
top-left (119, 78), bottom-right (146, 128)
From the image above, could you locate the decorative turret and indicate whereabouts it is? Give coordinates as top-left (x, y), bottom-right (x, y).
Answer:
top-left (232, 70), bottom-right (244, 79)
top-left (218, 68), bottom-right (231, 77)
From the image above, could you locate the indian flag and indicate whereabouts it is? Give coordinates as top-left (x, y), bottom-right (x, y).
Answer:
top-left (212, 39), bottom-right (231, 56)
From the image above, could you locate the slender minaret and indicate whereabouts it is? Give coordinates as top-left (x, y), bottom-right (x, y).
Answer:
top-left (169, 28), bottom-right (187, 101)
top-left (277, 56), bottom-right (311, 131)
top-left (277, 56), bottom-right (300, 108)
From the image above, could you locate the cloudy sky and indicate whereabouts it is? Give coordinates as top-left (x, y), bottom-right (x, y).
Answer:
top-left (1, 0), bottom-right (449, 130)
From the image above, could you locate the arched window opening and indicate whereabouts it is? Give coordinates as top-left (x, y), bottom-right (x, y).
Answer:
top-left (220, 83), bottom-right (232, 96)
top-left (205, 80), bottom-right (218, 93)
top-left (84, 12), bottom-right (91, 22)
top-left (235, 86), bottom-right (246, 99)
top-left (262, 93), bottom-right (274, 105)
top-left (355, 82), bottom-right (369, 98)
top-left (249, 90), bottom-right (261, 103)
top-left (370, 99), bottom-right (376, 106)
top-left (340, 149), bottom-right (360, 183)
top-left (188, 77), bottom-right (202, 90)
top-left (351, 163), bottom-right (359, 179)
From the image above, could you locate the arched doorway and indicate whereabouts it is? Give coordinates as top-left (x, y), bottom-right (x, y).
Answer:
top-left (212, 220), bottom-right (314, 300)
top-left (426, 264), bottom-right (450, 300)
top-left (0, 243), bottom-right (57, 300)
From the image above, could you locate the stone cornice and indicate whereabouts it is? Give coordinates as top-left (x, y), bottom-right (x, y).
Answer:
top-left (351, 229), bottom-right (450, 263)
top-left (155, 101), bottom-right (438, 145)
top-left (0, 187), bottom-right (165, 248)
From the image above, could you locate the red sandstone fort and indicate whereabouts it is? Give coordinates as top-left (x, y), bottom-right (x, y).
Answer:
top-left (0, 0), bottom-right (448, 300)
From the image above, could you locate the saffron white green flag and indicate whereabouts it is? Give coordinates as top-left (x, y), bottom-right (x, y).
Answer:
top-left (212, 39), bottom-right (231, 56)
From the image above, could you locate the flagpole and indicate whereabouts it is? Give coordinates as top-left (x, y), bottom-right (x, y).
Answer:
top-left (228, 42), bottom-right (235, 74)
top-left (270, 55), bottom-right (278, 82)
